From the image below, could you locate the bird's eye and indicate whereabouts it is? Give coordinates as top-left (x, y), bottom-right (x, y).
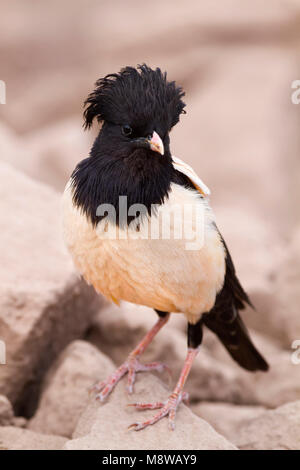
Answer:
top-left (122, 125), bottom-right (132, 136)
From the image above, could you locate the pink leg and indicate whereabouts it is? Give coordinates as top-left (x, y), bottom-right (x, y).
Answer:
top-left (128, 347), bottom-right (199, 431)
top-left (91, 313), bottom-right (170, 401)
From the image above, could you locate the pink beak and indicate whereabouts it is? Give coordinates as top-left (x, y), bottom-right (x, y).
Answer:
top-left (149, 131), bottom-right (164, 155)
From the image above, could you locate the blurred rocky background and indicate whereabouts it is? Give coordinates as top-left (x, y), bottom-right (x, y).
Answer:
top-left (0, 0), bottom-right (300, 450)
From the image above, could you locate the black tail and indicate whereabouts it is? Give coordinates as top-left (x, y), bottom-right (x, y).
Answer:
top-left (203, 309), bottom-right (269, 372)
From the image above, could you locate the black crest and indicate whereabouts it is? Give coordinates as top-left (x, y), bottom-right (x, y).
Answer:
top-left (83, 64), bottom-right (186, 132)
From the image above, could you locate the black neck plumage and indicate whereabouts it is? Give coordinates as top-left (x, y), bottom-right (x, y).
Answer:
top-left (71, 148), bottom-right (178, 227)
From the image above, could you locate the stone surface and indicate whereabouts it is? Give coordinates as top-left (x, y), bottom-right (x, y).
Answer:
top-left (245, 227), bottom-right (300, 347)
top-left (0, 162), bottom-right (101, 412)
top-left (66, 374), bottom-right (236, 450)
top-left (0, 119), bottom-right (91, 192)
top-left (235, 401), bottom-right (300, 450)
top-left (193, 400), bottom-right (300, 450)
top-left (29, 341), bottom-right (115, 437)
top-left (192, 401), bottom-right (266, 442)
top-left (23, 118), bottom-right (92, 191)
top-left (0, 426), bottom-right (67, 450)
top-left (0, 395), bottom-right (14, 426)
top-left (203, 327), bottom-right (300, 408)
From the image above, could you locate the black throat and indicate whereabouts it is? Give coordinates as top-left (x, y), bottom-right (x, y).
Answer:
top-left (71, 147), bottom-right (177, 227)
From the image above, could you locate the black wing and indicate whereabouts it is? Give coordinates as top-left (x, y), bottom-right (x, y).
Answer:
top-left (203, 226), bottom-right (268, 372)
top-left (217, 228), bottom-right (253, 311)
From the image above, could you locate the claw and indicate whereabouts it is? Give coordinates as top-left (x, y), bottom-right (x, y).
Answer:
top-left (168, 419), bottom-right (176, 431)
top-left (128, 391), bottom-right (186, 431)
top-left (90, 315), bottom-right (171, 402)
top-left (127, 401), bottom-right (165, 410)
top-left (90, 357), bottom-right (171, 402)
top-left (95, 392), bottom-right (105, 402)
top-left (89, 381), bottom-right (104, 394)
top-left (128, 422), bottom-right (143, 431)
top-left (182, 391), bottom-right (189, 405)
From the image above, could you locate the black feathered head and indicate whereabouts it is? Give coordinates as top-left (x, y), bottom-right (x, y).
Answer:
top-left (83, 64), bottom-right (186, 136)
top-left (72, 65), bottom-right (186, 226)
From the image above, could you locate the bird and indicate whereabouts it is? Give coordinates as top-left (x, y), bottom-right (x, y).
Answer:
top-left (62, 64), bottom-right (269, 431)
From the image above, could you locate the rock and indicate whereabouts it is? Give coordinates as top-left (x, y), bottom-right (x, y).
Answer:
top-left (0, 426), bottom-right (67, 450)
top-left (193, 400), bottom-right (300, 450)
top-left (23, 118), bottom-right (93, 191)
top-left (252, 347), bottom-right (300, 408)
top-left (241, 283), bottom-right (283, 343)
top-left (0, 122), bottom-right (27, 166)
top-left (235, 401), bottom-right (300, 450)
top-left (203, 328), bottom-right (300, 408)
top-left (0, 395), bottom-right (14, 425)
top-left (29, 341), bottom-right (115, 437)
top-left (12, 417), bottom-right (27, 428)
top-left (0, 119), bottom-right (91, 192)
top-left (65, 374), bottom-right (236, 450)
top-left (0, 162), bottom-right (101, 413)
top-left (0, 395), bottom-right (27, 427)
top-left (192, 401), bottom-right (266, 442)
top-left (240, 227), bottom-right (300, 347)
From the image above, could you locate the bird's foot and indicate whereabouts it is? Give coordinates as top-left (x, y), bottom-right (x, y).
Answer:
top-left (128, 391), bottom-right (189, 431)
top-left (90, 356), bottom-right (170, 401)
